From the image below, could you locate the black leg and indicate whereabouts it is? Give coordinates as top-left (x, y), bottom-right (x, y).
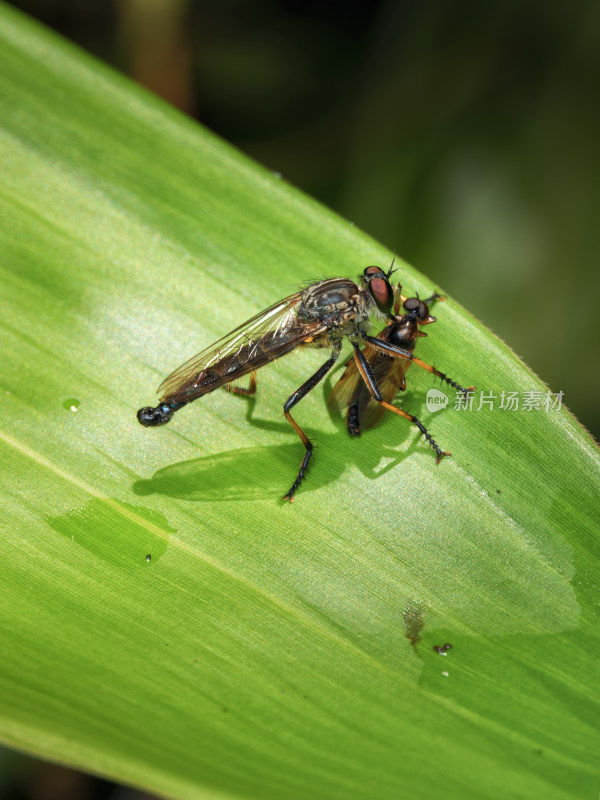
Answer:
top-left (362, 333), bottom-right (414, 362)
top-left (394, 288), bottom-right (443, 315)
top-left (352, 344), bottom-right (450, 462)
top-left (424, 291), bottom-right (444, 305)
top-left (352, 343), bottom-right (383, 400)
top-left (282, 344), bottom-right (341, 501)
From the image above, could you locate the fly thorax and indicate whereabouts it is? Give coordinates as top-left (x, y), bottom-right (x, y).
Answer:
top-left (389, 319), bottom-right (417, 351)
top-left (297, 278), bottom-right (364, 328)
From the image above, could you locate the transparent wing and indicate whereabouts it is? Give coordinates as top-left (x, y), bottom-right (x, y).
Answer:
top-left (158, 291), bottom-right (327, 403)
top-left (327, 353), bottom-right (364, 414)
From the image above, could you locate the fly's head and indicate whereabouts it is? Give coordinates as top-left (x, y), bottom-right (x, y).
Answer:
top-left (403, 295), bottom-right (435, 325)
top-left (361, 265), bottom-right (395, 319)
top-left (386, 294), bottom-right (438, 348)
top-left (383, 287), bottom-right (440, 349)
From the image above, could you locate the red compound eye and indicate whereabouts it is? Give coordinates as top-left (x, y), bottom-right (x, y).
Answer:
top-left (364, 265), bottom-right (384, 277)
top-left (362, 266), bottom-right (394, 314)
top-left (369, 276), bottom-right (394, 314)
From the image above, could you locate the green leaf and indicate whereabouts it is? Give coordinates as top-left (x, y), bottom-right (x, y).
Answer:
top-left (0, 5), bottom-right (598, 799)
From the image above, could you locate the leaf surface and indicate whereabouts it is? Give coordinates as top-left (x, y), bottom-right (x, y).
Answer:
top-left (0, 5), bottom-right (598, 799)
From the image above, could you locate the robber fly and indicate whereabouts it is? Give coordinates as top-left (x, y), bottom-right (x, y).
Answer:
top-left (137, 265), bottom-right (469, 500)
top-left (329, 285), bottom-right (473, 461)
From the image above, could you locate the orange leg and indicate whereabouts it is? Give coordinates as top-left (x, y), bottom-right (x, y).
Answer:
top-left (224, 371), bottom-right (257, 396)
top-left (411, 357), bottom-right (475, 394)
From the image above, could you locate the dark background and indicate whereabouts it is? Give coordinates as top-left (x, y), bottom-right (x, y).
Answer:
top-left (3, 1), bottom-right (599, 797)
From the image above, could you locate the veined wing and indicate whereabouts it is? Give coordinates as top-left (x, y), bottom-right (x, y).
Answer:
top-left (328, 352), bottom-right (364, 414)
top-left (329, 334), bottom-right (412, 430)
top-left (158, 291), bottom-right (326, 404)
top-left (358, 356), bottom-right (412, 429)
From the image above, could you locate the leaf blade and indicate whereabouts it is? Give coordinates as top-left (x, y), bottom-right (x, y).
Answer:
top-left (0, 5), bottom-right (598, 800)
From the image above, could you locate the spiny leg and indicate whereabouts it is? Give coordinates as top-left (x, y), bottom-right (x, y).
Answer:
top-left (398, 290), bottom-right (444, 309)
top-left (352, 343), bottom-right (450, 462)
top-left (361, 333), bottom-right (473, 394)
top-left (224, 371), bottom-right (257, 396)
top-left (282, 345), bottom-right (341, 502)
top-left (394, 288), bottom-right (443, 314)
top-left (423, 290), bottom-right (444, 305)
top-left (411, 357), bottom-right (474, 394)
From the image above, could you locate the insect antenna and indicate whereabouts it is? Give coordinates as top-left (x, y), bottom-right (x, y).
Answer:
top-left (386, 251), bottom-right (399, 280)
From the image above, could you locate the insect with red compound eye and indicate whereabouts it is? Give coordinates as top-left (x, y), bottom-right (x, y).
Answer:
top-left (329, 284), bottom-right (474, 461)
top-left (137, 265), bottom-right (469, 500)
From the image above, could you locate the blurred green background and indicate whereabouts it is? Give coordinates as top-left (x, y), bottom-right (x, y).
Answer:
top-left (2, 1), bottom-right (599, 797)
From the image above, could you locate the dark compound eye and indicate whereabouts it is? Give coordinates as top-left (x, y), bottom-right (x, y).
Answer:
top-left (404, 297), bottom-right (430, 320)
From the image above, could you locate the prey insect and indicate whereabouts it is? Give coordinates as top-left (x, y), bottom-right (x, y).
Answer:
top-left (137, 265), bottom-right (468, 500)
top-left (329, 285), bottom-right (473, 460)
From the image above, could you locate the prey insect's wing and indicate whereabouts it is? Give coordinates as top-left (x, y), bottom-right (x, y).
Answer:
top-left (329, 335), bottom-right (412, 430)
top-left (158, 292), bottom-right (327, 404)
top-left (328, 352), bottom-right (364, 413)
top-left (359, 357), bottom-right (411, 429)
